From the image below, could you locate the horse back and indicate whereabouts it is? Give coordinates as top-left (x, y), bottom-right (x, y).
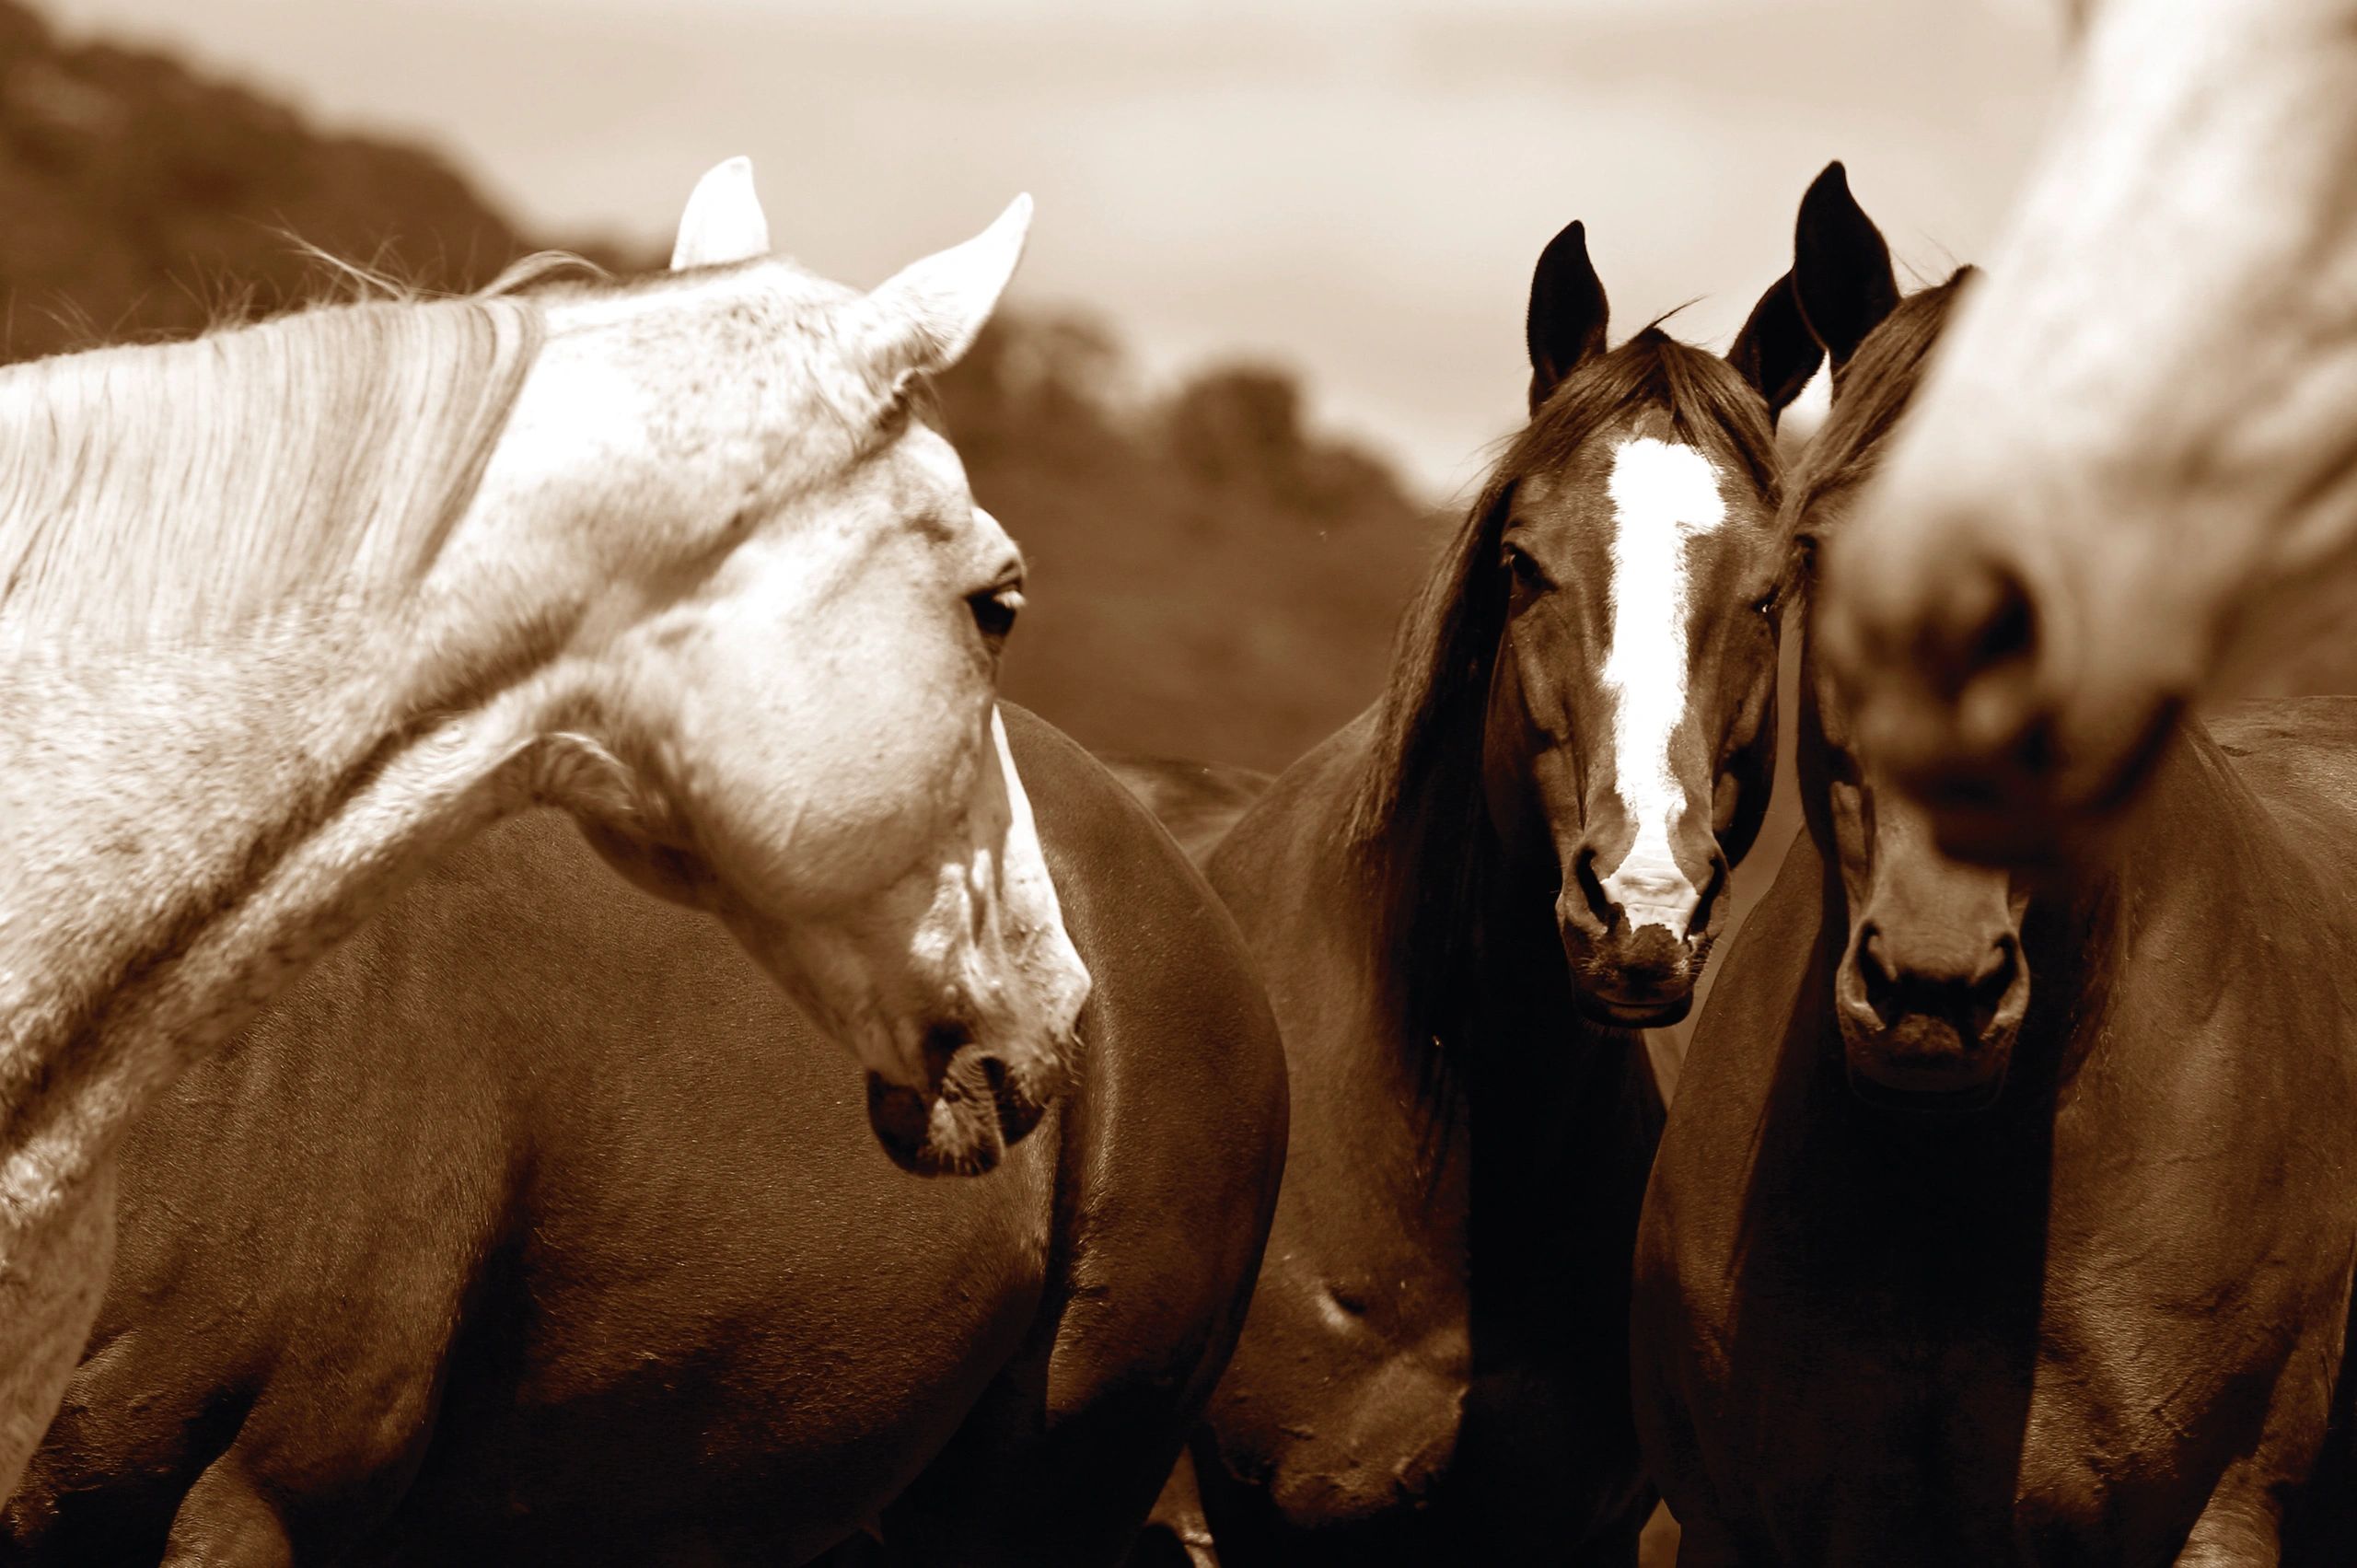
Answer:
top-left (1097, 753), bottom-right (1273, 869)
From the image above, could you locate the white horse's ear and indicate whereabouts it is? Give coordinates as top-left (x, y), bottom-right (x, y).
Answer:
top-left (857, 193), bottom-right (1032, 379)
top-left (671, 157), bottom-right (772, 270)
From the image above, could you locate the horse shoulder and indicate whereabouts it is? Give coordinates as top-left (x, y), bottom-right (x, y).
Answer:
top-left (7, 830), bottom-right (537, 1558)
top-left (1002, 706), bottom-right (1289, 1319)
top-left (2211, 696), bottom-right (2357, 890)
top-left (852, 708), bottom-right (1289, 1559)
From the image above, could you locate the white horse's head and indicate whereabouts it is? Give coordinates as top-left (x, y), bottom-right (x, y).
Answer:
top-left (472, 158), bottom-right (1088, 1174)
top-left (1818, 0), bottom-right (2357, 865)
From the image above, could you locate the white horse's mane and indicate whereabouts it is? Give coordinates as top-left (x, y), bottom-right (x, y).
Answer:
top-left (0, 261), bottom-right (581, 648)
top-left (0, 234), bottom-right (922, 651)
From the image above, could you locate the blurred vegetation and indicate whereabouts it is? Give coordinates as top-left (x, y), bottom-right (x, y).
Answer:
top-left (0, 0), bottom-right (1443, 772)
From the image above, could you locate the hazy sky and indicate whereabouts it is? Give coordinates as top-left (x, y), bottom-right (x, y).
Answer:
top-left (45, 0), bottom-right (2067, 498)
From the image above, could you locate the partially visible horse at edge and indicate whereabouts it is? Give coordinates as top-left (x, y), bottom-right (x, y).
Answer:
top-left (1156, 214), bottom-right (1822, 1564)
top-left (1817, 0), bottom-right (2357, 865)
top-left (0, 156), bottom-right (1088, 1500)
top-left (1636, 171), bottom-right (2357, 1567)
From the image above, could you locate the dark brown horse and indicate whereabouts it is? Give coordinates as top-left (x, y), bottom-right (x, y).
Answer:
top-left (1100, 756), bottom-right (1273, 869)
top-left (1635, 168), bottom-right (2357, 1566)
top-left (1, 706), bottom-right (1287, 1567)
top-left (1157, 218), bottom-right (1818, 1564)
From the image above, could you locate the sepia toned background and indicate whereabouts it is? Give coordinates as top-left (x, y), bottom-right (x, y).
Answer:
top-left (5, 0), bottom-right (2075, 773)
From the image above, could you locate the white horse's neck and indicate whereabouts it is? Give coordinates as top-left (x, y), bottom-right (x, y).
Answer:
top-left (0, 605), bottom-right (591, 1493)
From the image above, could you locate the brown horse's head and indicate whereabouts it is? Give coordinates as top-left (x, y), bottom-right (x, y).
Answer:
top-left (1355, 216), bottom-right (1819, 1030)
top-left (1782, 165), bottom-right (2033, 1109)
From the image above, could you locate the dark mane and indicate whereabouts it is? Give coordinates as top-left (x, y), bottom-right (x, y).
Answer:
top-left (1344, 327), bottom-right (1782, 1042)
top-left (1788, 268), bottom-right (1977, 552)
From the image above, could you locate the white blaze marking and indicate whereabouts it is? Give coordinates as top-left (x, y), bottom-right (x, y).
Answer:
top-left (1598, 436), bottom-right (1725, 937)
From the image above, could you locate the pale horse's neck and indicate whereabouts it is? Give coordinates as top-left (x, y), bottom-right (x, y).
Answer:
top-left (0, 601), bottom-right (608, 1496)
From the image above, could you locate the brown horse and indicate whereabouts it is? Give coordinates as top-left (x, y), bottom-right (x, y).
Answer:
top-left (1, 705), bottom-right (1288, 1567)
top-left (1100, 756), bottom-right (1273, 868)
top-left (1157, 217), bottom-right (1817, 1564)
top-left (1635, 171), bottom-right (2357, 1566)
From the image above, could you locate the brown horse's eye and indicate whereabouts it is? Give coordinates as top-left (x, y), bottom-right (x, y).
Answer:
top-left (1503, 542), bottom-right (1546, 589)
top-left (970, 585), bottom-right (1023, 644)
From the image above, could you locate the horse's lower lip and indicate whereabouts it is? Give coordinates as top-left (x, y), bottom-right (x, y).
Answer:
top-left (1845, 1059), bottom-right (2007, 1113)
top-left (1579, 989), bottom-right (1692, 1028)
top-left (2077, 692), bottom-right (2188, 815)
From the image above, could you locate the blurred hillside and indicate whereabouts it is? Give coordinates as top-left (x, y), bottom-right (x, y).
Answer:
top-left (0, 0), bottom-right (1439, 772)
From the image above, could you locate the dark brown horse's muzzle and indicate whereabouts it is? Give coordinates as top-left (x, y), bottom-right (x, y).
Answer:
top-left (1835, 921), bottom-right (2028, 1110)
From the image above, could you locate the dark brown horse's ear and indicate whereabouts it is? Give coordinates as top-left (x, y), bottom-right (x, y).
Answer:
top-left (1727, 270), bottom-right (1823, 425)
top-left (1793, 161), bottom-right (1898, 375)
top-left (1527, 219), bottom-right (1610, 412)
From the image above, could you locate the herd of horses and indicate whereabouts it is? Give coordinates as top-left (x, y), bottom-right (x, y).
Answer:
top-left (3, 0), bottom-right (2355, 1562)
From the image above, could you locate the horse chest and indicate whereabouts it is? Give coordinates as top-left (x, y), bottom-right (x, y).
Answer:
top-left (1658, 1067), bottom-right (2357, 1566)
top-left (1208, 1017), bottom-right (1653, 1550)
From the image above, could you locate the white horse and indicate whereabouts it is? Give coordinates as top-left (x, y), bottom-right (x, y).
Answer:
top-left (0, 158), bottom-right (1090, 1499)
top-left (1816, 0), bottom-right (2357, 863)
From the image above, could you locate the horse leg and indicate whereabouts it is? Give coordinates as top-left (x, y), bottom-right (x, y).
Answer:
top-left (1563, 1492), bottom-right (1667, 1568)
top-left (1633, 1501), bottom-right (1682, 1568)
top-left (1124, 1447), bottom-right (1220, 1568)
top-left (1662, 1512), bottom-right (1762, 1568)
top-left (2175, 1517), bottom-right (2281, 1566)
top-left (160, 1455), bottom-right (295, 1568)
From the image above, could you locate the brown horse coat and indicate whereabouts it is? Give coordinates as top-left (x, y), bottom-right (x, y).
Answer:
top-left (1634, 235), bottom-right (2357, 1562)
top-left (1167, 220), bottom-right (1817, 1564)
top-left (1637, 704), bottom-right (2357, 1564)
top-left (3, 706), bottom-right (1288, 1567)
top-left (1099, 756), bottom-right (1272, 870)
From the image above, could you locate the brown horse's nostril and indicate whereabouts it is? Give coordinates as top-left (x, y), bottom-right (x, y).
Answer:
top-left (1688, 851), bottom-right (1730, 939)
top-left (1857, 923), bottom-right (1898, 1020)
top-left (1573, 844), bottom-right (1617, 935)
top-left (1858, 923), bottom-right (2018, 1032)
top-left (1968, 936), bottom-right (2020, 1018)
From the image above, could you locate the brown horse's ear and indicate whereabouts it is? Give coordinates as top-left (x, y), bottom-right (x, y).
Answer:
top-left (1727, 270), bottom-right (1823, 425)
top-left (1527, 219), bottom-right (1610, 412)
top-left (1793, 161), bottom-right (1898, 376)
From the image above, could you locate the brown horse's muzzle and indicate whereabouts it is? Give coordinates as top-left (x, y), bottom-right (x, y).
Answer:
top-left (1557, 838), bottom-right (1728, 1027)
top-left (1834, 913), bottom-right (2028, 1111)
top-left (865, 1027), bottom-right (1073, 1176)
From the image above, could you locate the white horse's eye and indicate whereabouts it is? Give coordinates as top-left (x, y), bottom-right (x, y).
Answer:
top-left (970, 585), bottom-right (1024, 644)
